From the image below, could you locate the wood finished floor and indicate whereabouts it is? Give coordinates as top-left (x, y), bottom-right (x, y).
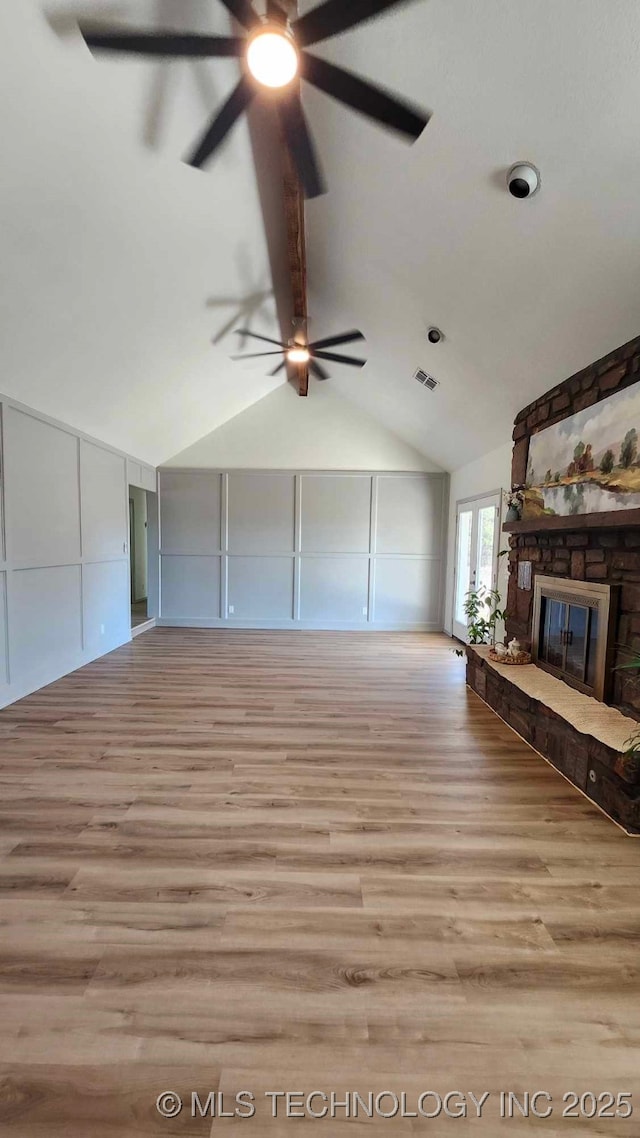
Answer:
top-left (131, 600), bottom-right (149, 629)
top-left (1, 629), bottom-right (640, 1136)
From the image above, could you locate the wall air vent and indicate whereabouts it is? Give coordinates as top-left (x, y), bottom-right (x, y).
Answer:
top-left (414, 368), bottom-right (438, 390)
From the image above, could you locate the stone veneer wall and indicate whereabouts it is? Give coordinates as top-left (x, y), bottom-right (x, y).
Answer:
top-left (506, 332), bottom-right (640, 719)
top-left (507, 527), bottom-right (640, 716)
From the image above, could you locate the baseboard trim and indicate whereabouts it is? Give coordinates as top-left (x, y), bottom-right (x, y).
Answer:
top-left (131, 618), bottom-right (157, 638)
top-left (157, 619), bottom-right (441, 632)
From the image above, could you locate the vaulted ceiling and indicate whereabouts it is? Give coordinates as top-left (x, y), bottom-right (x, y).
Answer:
top-left (0, 0), bottom-right (283, 464)
top-left (3, 1), bottom-right (640, 469)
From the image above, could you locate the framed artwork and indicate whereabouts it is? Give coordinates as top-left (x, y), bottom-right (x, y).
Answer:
top-left (523, 383), bottom-right (640, 518)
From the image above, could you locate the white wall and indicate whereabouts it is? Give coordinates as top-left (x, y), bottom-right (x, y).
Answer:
top-left (158, 469), bottom-right (448, 630)
top-left (0, 392), bottom-right (155, 709)
top-left (443, 441), bottom-right (512, 636)
top-left (164, 383), bottom-right (440, 472)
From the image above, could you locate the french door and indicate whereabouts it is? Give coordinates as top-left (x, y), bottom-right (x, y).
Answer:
top-left (452, 493), bottom-right (501, 642)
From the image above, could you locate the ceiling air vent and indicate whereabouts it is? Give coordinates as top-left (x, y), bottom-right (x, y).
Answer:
top-left (414, 368), bottom-right (438, 391)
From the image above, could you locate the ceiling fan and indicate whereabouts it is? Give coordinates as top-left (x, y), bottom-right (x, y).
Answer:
top-left (232, 327), bottom-right (366, 379)
top-left (79, 0), bottom-right (430, 199)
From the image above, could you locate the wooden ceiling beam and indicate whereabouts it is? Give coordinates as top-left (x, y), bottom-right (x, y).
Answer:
top-left (281, 115), bottom-right (308, 397)
top-left (247, 0), bottom-right (308, 395)
top-left (278, 0), bottom-right (308, 397)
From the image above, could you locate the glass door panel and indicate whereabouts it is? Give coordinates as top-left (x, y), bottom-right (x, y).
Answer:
top-left (476, 505), bottom-right (496, 595)
top-left (565, 604), bottom-right (589, 681)
top-left (586, 609), bottom-right (599, 688)
top-left (540, 598), bottom-right (565, 668)
top-left (454, 509), bottom-right (473, 636)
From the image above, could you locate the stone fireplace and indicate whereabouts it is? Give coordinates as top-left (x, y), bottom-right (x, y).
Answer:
top-left (507, 524), bottom-right (639, 718)
top-left (466, 332), bottom-right (640, 832)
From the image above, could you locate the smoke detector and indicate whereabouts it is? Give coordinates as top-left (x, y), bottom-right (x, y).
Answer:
top-left (507, 162), bottom-right (540, 199)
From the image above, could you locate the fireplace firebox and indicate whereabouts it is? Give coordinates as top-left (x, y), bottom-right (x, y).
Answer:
top-left (531, 576), bottom-right (618, 703)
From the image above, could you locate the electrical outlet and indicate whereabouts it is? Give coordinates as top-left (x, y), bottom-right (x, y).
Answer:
top-left (228, 605), bottom-right (235, 615)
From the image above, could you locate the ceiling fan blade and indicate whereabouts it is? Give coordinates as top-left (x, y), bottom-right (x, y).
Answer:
top-left (269, 360), bottom-right (288, 376)
top-left (293, 0), bottom-right (417, 47)
top-left (309, 359), bottom-right (330, 381)
top-left (232, 351), bottom-right (286, 359)
top-left (235, 330), bottom-right (287, 347)
top-left (301, 53), bottom-right (430, 141)
top-left (277, 91), bottom-right (326, 199)
top-left (312, 349), bottom-right (367, 367)
top-left (80, 27), bottom-right (244, 57)
top-left (187, 76), bottom-right (255, 167)
top-left (309, 329), bottom-right (365, 349)
top-left (216, 0), bottom-right (260, 31)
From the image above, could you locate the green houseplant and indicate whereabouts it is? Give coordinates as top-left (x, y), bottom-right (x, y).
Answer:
top-left (613, 647), bottom-right (640, 779)
top-left (454, 585), bottom-right (506, 657)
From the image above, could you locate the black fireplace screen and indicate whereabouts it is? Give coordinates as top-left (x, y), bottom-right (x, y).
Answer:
top-left (531, 574), bottom-right (616, 702)
top-left (539, 596), bottom-right (599, 691)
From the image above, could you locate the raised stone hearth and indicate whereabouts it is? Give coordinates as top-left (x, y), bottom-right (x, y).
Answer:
top-left (466, 646), bottom-right (640, 833)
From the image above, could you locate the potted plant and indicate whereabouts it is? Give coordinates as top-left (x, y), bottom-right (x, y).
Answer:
top-left (613, 647), bottom-right (640, 781)
top-left (615, 724), bottom-right (640, 783)
top-left (505, 486), bottom-right (525, 523)
top-left (454, 585), bottom-right (506, 657)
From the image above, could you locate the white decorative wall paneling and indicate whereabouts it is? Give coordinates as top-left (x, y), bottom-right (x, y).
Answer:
top-left (158, 469), bottom-right (448, 630)
top-left (0, 393), bottom-right (156, 709)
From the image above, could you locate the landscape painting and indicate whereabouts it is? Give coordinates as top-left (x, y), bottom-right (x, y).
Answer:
top-left (524, 383), bottom-right (640, 517)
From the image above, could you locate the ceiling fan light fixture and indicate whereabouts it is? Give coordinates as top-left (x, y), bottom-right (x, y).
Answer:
top-left (246, 26), bottom-right (298, 89)
top-left (287, 345), bottom-right (310, 364)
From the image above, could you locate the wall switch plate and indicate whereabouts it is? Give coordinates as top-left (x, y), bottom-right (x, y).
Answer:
top-left (518, 560), bottom-right (532, 591)
top-left (228, 605), bottom-right (235, 615)
top-left (100, 624), bottom-right (105, 635)
top-left (362, 606), bottom-right (368, 616)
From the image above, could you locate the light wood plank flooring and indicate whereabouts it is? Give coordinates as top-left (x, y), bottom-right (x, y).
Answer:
top-left (0, 629), bottom-right (639, 1136)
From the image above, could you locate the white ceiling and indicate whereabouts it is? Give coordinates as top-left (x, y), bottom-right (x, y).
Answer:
top-left (3, 1), bottom-right (640, 470)
top-left (303, 0), bottom-right (640, 469)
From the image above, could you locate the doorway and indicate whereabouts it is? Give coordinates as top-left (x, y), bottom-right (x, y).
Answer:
top-left (129, 486), bottom-right (149, 629)
top-left (452, 492), bottom-right (501, 642)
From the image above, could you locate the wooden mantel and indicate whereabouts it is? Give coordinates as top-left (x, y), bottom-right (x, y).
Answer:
top-left (504, 509), bottom-right (640, 535)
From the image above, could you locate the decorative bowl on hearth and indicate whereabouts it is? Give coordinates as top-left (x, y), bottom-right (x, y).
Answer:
top-left (489, 647), bottom-right (532, 666)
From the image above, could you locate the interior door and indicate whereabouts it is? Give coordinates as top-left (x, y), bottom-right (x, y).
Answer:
top-left (129, 498), bottom-right (135, 603)
top-left (452, 493), bottom-right (501, 642)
